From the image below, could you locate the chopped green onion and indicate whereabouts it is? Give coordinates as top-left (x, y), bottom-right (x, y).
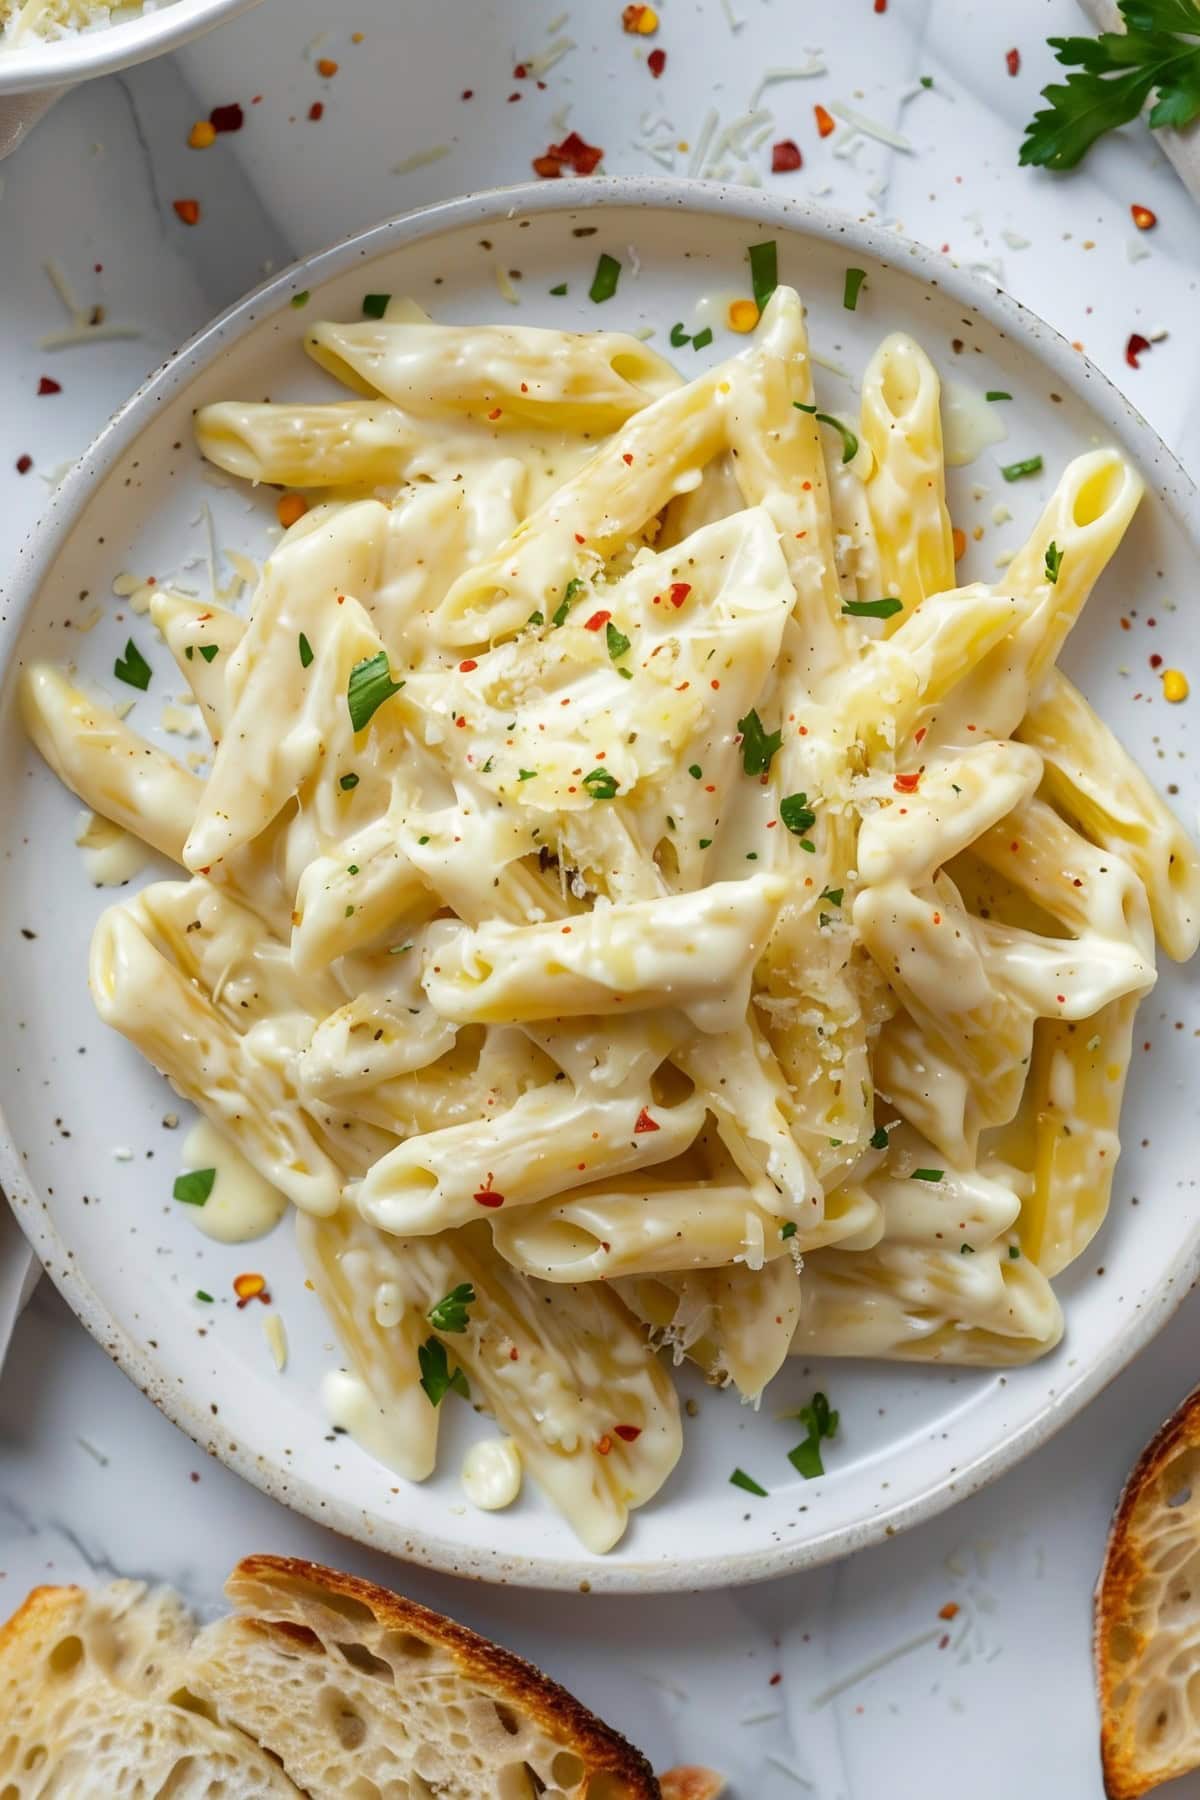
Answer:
top-left (362, 292), bottom-right (391, 318)
top-left (842, 596), bottom-right (903, 620)
top-left (787, 1391), bottom-right (838, 1481)
top-left (339, 772), bottom-right (359, 791)
top-left (669, 321), bottom-right (691, 347)
top-left (418, 1338), bottom-right (470, 1407)
top-left (737, 708), bottom-right (782, 776)
top-left (730, 1467), bottom-right (768, 1497)
top-left (1044, 540), bottom-right (1063, 584)
top-left (582, 767), bottom-right (619, 800)
top-left (606, 620), bottom-right (631, 660)
top-left (912, 1168), bottom-right (944, 1182)
top-left (779, 792), bottom-right (816, 837)
top-left (985, 390), bottom-right (1012, 402)
top-left (298, 632), bottom-right (314, 668)
top-left (114, 639), bottom-right (152, 691)
top-left (589, 253), bottom-right (621, 303)
top-left (428, 1281), bottom-right (475, 1333)
top-left (793, 402), bottom-right (859, 464)
top-left (843, 267), bottom-right (867, 311)
top-left (347, 650), bottom-right (404, 732)
top-left (195, 1289), bottom-right (214, 1303)
top-left (748, 239), bottom-right (778, 313)
top-left (1001, 455), bottom-right (1044, 482)
top-left (691, 326), bottom-right (714, 351)
top-left (552, 577), bottom-right (583, 628)
top-left (549, 282), bottom-right (568, 296)
top-left (173, 1168), bottom-right (215, 1207)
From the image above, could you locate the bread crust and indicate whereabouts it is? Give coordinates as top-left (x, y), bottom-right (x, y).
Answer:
top-left (228, 1555), bottom-right (661, 1798)
top-left (0, 1583), bottom-right (87, 1661)
top-left (1095, 1388), bottom-right (1200, 1799)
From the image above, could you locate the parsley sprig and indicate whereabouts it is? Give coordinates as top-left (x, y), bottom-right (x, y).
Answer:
top-left (418, 1338), bottom-right (470, 1407)
top-left (737, 708), bottom-right (782, 776)
top-left (427, 1282), bottom-right (475, 1333)
top-left (1020, 0), bottom-right (1200, 171)
top-left (788, 1391), bottom-right (839, 1480)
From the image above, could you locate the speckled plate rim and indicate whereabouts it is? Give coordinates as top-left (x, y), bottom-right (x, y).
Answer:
top-left (0, 0), bottom-right (264, 95)
top-left (2, 176), bottom-right (1198, 1594)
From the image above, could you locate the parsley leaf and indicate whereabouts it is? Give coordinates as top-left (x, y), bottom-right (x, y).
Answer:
top-left (1045, 540), bottom-right (1064, 584)
top-left (582, 767), bottom-right (619, 800)
top-left (730, 1466), bottom-right (768, 1497)
top-left (843, 597), bottom-right (903, 620)
top-left (780, 792), bottom-right (816, 837)
top-left (114, 638), bottom-right (152, 691)
top-left (418, 1337), bottom-right (470, 1407)
top-left (427, 1281), bottom-right (475, 1333)
top-left (788, 1390), bottom-right (839, 1480)
top-left (606, 620), bottom-right (631, 660)
top-left (347, 651), bottom-right (404, 732)
top-left (552, 577), bottom-right (583, 628)
top-left (173, 1168), bottom-right (215, 1207)
top-left (298, 632), bottom-right (314, 668)
top-left (198, 643), bottom-right (219, 663)
top-left (737, 708), bottom-right (783, 776)
top-left (1020, 1), bottom-right (1200, 171)
top-left (793, 401), bottom-right (859, 463)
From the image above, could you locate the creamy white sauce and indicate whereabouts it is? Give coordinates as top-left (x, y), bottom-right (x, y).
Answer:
top-left (941, 380), bottom-right (1008, 467)
top-left (74, 809), bottom-right (152, 887)
top-left (178, 1118), bottom-right (288, 1244)
top-left (462, 1436), bottom-right (523, 1511)
top-left (321, 1368), bottom-right (422, 1474)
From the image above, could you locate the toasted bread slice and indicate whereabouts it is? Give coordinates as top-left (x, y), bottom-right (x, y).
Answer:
top-left (1096, 1388), bottom-right (1200, 1797)
top-left (185, 1554), bottom-right (660, 1800)
top-left (0, 1583), bottom-right (302, 1796)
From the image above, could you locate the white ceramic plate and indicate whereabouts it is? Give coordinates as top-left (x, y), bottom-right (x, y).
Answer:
top-left (0, 0), bottom-right (262, 93)
top-left (2, 180), bottom-right (1198, 1593)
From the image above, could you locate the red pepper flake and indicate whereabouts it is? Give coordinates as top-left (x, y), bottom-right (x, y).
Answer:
top-left (37, 376), bottom-right (61, 395)
top-left (574, 532), bottom-right (587, 544)
top-left (874, 0), bottom-right (887, 11)
top-left (513, 61), bottom-right (528, 77)
top-left (15, 454), bottom-right (32, 474)
top-left (596, 1434), bottom-right (613, 1455)
top-left (769, 1671), bottom-right (783, 1685)
top-left (1125, 332), bottom-right (1151, 369)
top-left (893, 771), bottom-right (921, 793)
top-left (458, 659), bottom-right (478, 672)
top-left (668, 581), bottom-right (692, 608)
top-left (308, 101), bottom-right (325, 121)
top-left (210, 101), bottom-right (245, 133)
top-left (1131, 203), bottom-right (1157, 231)
top-left (771, 139), bottom-right (803, 173)
top-left (487, 406), bottom-right (502, 420)
top-left (316, 57), bottom-right (339, 77)
top-left (1150, 653), bottom-right (1163, 669)
top-left (532, 130), bottom-right (605, 178)
top-left (474, 1183), bottom-right (506, 1208)
top-left (584, 609), bottom-right (612, 631)
top-left (233, 1272), bottom-right (269, 1307)
top-left (634, 1107), bottom-right (660, 1133)
top-left (647, 47), bottom-right (666, 77)
top-left (614, 1423), bottom-right (643, 1442)
top-left (1005, 47), bottom-right (1020, 76)
top-left (173, 198), bottom-right (201, 225)
top-left (814, 103), bottom-right (835, 138)
top-left (622, 452), bottom-right (634, 465)
top-left (462, 88), bottom-right (474, 99)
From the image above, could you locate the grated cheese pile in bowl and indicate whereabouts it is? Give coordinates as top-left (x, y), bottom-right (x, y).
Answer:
top-left (1, 0), bottom-right (162, 44)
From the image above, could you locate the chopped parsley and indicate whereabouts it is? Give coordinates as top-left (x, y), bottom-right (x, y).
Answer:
top-left (114, 638), bottom-right (152, 691)
top-left (549, 282), bottom-right (568, 296)
top-left (339, 772), bottom-right (359, 791)
top-left (388, 941), bottom-right (413, 955)
top-left (691, 326), bottom-right (714, 351)
top-left (788, 1391), bottom-right (838, 1480)
top-left (1009, 1243), bottom-right (1022, 1259)
top-left (820, 886), bottom-right (843, 907)
top-left (347, 650), bottom-right (404, 732)
top-left (986, 390), bottom-right (1013, 402)
top-left (920, 74), bottom-right (934, 87)
top-left (737, 708), bottom-right (782, 776)
top-left (481, 755), bottom-right (494, 773)
top-left (195, 1289), bottom-right (214, 1303)
top-left (780, 1221), bottom-right (798, 1240)
top-left (173, 1167), bottom-right (215, 1207)
top-left (730, 1466), bottom-right (768, 1497)
top-left (779, 792), bottom-right (816, 839)
top-left (582, 767), bottom-right (619, 800)
top-left (427, 1281), bottom-right (475, 1333)
top-left (527, 609), bottom-right (544, 628)
top-left (793, 402), bottom-right (859, 463)
top-left (748, 239), bottom-right (778, 313)
top-left (1000, 455), bottom-right (1044, 482)
top-left (1044, 540), bottom-right (1064, 584)
top-left (912, 1167), bottom-right (944, 1182)
top-left (552, 576), bottom-right (583, 628)
top-left (589, 252), bottom-right (621, 303)
top-left (870, 1126), bottom-right (890, 1151)
top-left (197, 643), bottom-right (219, 663)
top-left (699, 837), bottom-right (712, 849)
top-left (291, 290), bottom-right (310, 308)
top-left (362, 292), bottom-right (391, 318)
top-left (298, 632), bottom-right (314, 668)
top-left (843, 267), bottom-right (867, 311)
top-left (606, 620), bottom-right (631, 660)
top-left (517, 768), bottom-right (537, 782)
top-left (688, 764), bottom-right (703, 779)
top-left (418, 1337), bottom-right (470, 1407)
top-left (842, 596), bottom-right (902, 620)
top-left (960, 1242), bottom-right (975, 1255)
top-left (669, 321), bottom-right (692, 347)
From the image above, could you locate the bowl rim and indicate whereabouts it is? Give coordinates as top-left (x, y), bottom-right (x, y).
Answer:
top-left (0, 0), bottom-right (263, 94)
top-left (3, 174), bottom-right (1199, 1593)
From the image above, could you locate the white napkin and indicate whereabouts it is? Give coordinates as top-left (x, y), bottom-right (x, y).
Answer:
top-left (0, 1201), bottom-right (38, 1371)
top-left (1077, 0), bottom-right (1200, 202)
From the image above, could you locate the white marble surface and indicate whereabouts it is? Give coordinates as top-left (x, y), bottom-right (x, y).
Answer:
top-left (2, 1), bottom-right (1200, 1792)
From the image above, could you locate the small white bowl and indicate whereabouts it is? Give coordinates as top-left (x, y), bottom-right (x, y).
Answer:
top-left (0, 0), bottom-right (264, 156)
